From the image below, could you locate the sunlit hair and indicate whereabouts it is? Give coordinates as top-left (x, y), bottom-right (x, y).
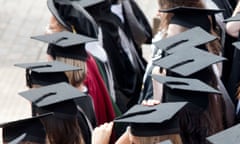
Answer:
top-left (55, 56), bottom-right (87, 87)
top-left (237, 84), bottom-right (240, 99)
top-left (158, 0), bottom-right (221, 55)
top-left (41, 116), bottom-right (85, 144)
top-left (131, 134), bottom-right (182, 144)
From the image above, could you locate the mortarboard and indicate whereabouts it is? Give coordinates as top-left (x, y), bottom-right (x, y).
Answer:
top-left (114, 102), bottom-right (187, 137)
top-left (233, 41), bottom-right (240, 50)
top-left (15, 61), bottom-right (80, 87)
top-left (159, 7), bottom-right (224, 32)
top-left (206, 123), bottom-right (240, 144)
top-left (0, 113), bottom-right (53, 144)
top-left (224, 13), bottom-right (240, 22)
top-left (153, 27), bottom-right (217, 54)
top-left (19, 82), bottom-right (86, 119)
top-left (159, 6), bottom-right (224, 15)
top-left (31, 31), bottom-right (97, 60)
top-left (70, 0), bottom-right (105, 8)
top-left (152, 47), bottom-right (226, 76)
top-left (47, 0), bottom-right (99, 38)
top-left (152, 75), bottom-right (220, 94)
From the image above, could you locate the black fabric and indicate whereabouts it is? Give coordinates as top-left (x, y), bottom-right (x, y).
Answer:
top-left (77, 110), bottom-right (92, 144)
top-left (227, 44), bottom-right (240, 103)
top-left (122, 0), bottom-right (153, 45)
top-left (74, 95), bottom-right (97, 128)
top-left (50, 0), bottom-right (99, 38)
top-left (95, 12), bottom-right (145, 110)
top-left (47, 44), bottom-right (88, 61)
top-left (163, 66), bottom-right (216, 109)
top-left (171, 13), bottom-right (211, 32)
top-left (212, 0), bottom-right (233, 18)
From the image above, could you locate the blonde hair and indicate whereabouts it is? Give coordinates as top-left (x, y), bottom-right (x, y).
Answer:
top-left (132, 134), bottom-right (182, 144)
top-left (55, 56), bottom-right (87, 87)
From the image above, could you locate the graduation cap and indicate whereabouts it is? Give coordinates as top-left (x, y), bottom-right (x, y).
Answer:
top-left (19, 82), bottom-right (86, 119)
top-left (224, 13), bottom-right (240, 22)
top-left (206, 123), bottom-right (240, 144)
top-left (152, 75), bottom-right (220, 94)
top-left (233, 41), bottom-right (240, 50)
top-left (0, 113), bottom-right (52, 144)
top-left (159, 7), bottom-right (224, 32)
top-left (114, 102), bottom-right (187, 137)
top-left (31, 31), bottom-right (97, 60)
top-left (15, 61), bottom-right (80, 87)
top-left (152, 47), bottom-right (226, 76)
top-left (70, 0), bottom-right (105, 8)
top-left (47, 0), bottom-right (99, 38)
top-left (153, 27), bottom-right (217, 54)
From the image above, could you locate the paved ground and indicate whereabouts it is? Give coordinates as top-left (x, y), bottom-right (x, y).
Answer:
top-left (0, 0), bottom-right (157, 142)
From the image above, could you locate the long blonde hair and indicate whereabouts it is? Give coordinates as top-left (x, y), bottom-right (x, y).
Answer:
top-left (131, 134), bottom-right (182, 144)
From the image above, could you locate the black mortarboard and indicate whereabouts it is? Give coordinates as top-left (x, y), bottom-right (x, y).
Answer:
top-left (159, 6), bottom-right (224, 15)
top-left (224, 13), bottom-right (240, 22)
top-left (15, 61), bottom-right (80, 87)
top-left (159, 7), bottom-right (224, 32)
top-left (71, 0), bottom-right (105, 8)
top-left (31, 31), bottom-right (96, 60)
top-left (152, 47), bottom-right (226, 76)
top-left (233, 41), bottom-right (240, 50)
top-left (47, 0), bottom-right (99, 38)
top-left (152, 75), bottom-right (220, 94)
top-left (19, 82), bottom-right (86, 119)
top-left (114, 102), bottom-right (187, 137)
top-left (206, 124), bottom-right (240, 144)
top-left (0, 113), bottom-right (52, 144)
top-left (153, 27), bottom-right (217, 54)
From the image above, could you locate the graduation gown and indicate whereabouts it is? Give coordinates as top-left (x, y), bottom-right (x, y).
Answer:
top-left (84, 54), bottom-right (116, 125)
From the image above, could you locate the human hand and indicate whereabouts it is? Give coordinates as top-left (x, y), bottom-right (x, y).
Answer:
top-left (92, 122), bottom-right (113, 144)
top-left (141, 99), bottom-right (160, 106)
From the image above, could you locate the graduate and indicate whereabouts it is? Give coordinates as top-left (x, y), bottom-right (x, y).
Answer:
top-left (0, 113), bottom-right (52, 144)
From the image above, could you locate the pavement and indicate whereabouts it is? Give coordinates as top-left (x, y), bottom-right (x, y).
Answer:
top-left (0, 0), bottom-right (157, 142)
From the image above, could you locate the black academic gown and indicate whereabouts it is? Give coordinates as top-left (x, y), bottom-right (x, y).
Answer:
top-left (97, 13), bottom-right (145, 111)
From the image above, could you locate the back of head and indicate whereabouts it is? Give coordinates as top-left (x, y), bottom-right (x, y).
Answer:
top-left (41, 115), bottom-right (85, 144)
top-left (55, 56), bottom-right (87, 87)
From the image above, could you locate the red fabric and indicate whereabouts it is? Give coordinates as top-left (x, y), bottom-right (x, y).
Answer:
top-left (84, 55), bottom-right (115, 125)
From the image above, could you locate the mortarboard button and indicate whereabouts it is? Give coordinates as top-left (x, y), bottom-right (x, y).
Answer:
top-left (152, 75), bottom-right (220, 94)
top-left (114, 102), bottom-right (187, 136)
top-left (18, 82), bottom-right (86, 118)
top-left (153, 27), bottom-right (217, 54)
top-left (152, 47), bottom-right (226, 76)
top-left (14, 61), bottom-right (80, 87)
top-left (224, 13), bottom-right (240, 22)
top-left (206, 123), bottom-right (240, 144)
top-left (0, 113), bottom-right (53, 144)
top-left (31, 31), bottom-right (97, 60)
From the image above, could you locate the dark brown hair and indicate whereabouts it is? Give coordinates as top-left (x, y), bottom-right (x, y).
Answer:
top-left (41, 116), bottom-right (85, 144)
